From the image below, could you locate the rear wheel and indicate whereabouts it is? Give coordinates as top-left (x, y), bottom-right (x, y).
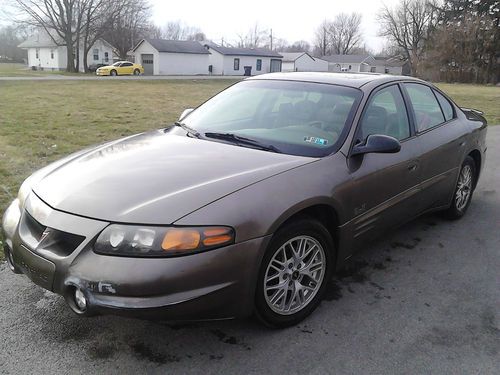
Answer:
top-left (255, 218), bottom-right (334, 328)
top-left (444, 156), bottom-right (476, 219)
top-left (110, 70), bottom-right (117, 76)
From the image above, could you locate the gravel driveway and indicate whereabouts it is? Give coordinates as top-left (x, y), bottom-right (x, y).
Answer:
top-left (0, 128), bottom-right (498, 375)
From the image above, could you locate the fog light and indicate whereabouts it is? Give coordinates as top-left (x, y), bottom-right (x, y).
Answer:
top-left (74, 289), bottom-right (87, 311)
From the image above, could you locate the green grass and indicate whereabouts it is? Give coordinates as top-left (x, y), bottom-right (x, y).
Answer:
top-left (0, 79), bottom-right (497, 261)
top-left (0, 63), bottom-right (86, 77)
top-left (435, 83), bottom-right (500, 124)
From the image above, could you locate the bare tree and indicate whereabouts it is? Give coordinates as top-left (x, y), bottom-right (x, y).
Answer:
top-left (160, 20), bottom-right (206, 41)
top-left (0, 24), bottom-right (28, 61)
top-left (378, 0), bottom-right (439, 76)
top-left (237, 23), bottom-right (268, 48)
top-left (328, 12), bottom-right (363, 55)
top-left (285, 40), bottom-right (311, 53)
top-left (314, 20), bottom-right (331, 56)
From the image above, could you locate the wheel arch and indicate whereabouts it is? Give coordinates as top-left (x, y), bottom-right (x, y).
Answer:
top-left (467, 149), bottom-right (481, 189)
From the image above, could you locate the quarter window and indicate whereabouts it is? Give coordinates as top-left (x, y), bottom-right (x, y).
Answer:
top-left (433, 90), bottom-right (454, 122)
top-left (234, 58), bottom-right (240, 71)
top-left (358, 85), bottom-right (410, 141)
top-left (256, 59), bottom-right (262, 71)
top-left (404, 83), bottom-right (445, 132)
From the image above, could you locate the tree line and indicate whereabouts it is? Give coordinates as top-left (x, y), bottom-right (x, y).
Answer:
top-left (0, 0), bottom-right (497, 82)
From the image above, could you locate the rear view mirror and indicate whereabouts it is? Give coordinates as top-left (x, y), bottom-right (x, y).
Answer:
top-left (179, 108), bottom-right (194, 121)
top-left (351, 134), bottom-right (401, 156)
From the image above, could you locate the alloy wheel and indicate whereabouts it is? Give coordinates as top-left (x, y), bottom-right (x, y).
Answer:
top-left (456, 164), bottom-right (472, 211)
top-left (264, 235), bottom-right (326, 315)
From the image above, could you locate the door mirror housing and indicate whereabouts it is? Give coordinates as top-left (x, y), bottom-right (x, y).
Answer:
top-left (179, 108), bottom-right (194, 121)
top-left (351, 134), bottom-right (401, 156)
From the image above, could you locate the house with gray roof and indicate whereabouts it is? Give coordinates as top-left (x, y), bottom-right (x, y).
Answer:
top-left (131, 39), bottom-right (211, 75)
top-left (18, 29), bottom-right (114, 72)
top-left (320, 54), bottom-right (376, 73)
top-left (204, 42), bottom-right (282, 76)
top-left (280, 52), bottom-right (328, 72)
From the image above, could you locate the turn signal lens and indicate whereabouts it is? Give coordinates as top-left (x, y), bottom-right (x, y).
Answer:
top-left (162, 229), bottom-right (200, 251)
top-left (202, 228), bottom-right (233, 247)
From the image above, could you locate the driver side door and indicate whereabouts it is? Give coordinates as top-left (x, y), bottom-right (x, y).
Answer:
top-left (346, 84), bottom-right (422, 248)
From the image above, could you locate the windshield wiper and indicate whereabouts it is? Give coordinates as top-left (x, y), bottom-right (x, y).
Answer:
top-left (204, 132), bottom-right (281, 153)
top-left (173, 121), bottom-right (201, 138)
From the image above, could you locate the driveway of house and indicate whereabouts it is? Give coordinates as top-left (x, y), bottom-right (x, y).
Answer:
top-left (0, 128), bottom-right (498, 375)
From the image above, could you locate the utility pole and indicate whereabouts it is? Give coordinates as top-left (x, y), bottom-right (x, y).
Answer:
top-left (270, 28), bottom-right (273, 50)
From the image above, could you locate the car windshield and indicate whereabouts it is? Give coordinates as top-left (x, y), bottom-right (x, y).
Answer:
top-left (112, 62), bottom-right (122, 66)
top-left (180, 80), bottom-right (362, 157)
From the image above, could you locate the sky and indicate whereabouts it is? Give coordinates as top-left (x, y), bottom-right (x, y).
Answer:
top-left (150, 0), bottom-right (401, 53)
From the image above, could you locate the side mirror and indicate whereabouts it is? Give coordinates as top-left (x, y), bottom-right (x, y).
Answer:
top-left (179, 108), bottom-right (194, 121)
top-left (351, 134), bottom-right (401, 156)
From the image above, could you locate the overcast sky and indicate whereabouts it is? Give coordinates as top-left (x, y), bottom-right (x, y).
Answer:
top-left (151, 0), bottom-right (401, 53)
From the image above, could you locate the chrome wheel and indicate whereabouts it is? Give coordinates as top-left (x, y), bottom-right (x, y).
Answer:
top-left (456, 165), bottom-right (472, 211)
top-left (264, 235), bottom-right (326, 315)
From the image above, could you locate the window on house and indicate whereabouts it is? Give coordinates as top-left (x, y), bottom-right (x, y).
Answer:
top-left (348, 65), bottom-right (352, 70)
top-left (234, 58), bottom-right (240, 71)
top-left (50, 50), bottom-right (54, 59)
top-left (36, 48), bottom-right (39, 59)
top-left (256, 59), bottom-right (262, 71)
top-left (104, 52), bottom-right (109, 62)
top-left (93, 49), bottom-right (99, 61)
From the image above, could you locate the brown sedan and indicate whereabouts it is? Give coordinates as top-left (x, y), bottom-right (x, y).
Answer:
top-left (2, 73), bottom-right (487, 327)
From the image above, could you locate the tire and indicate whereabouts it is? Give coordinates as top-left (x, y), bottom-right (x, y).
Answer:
top-left (255, 218), bottom-right (334, 328)
top-left (4, 244), bottom-right (22, 274)
top-left (133, 69), bottom-right (141, 76)
top-left (443, 156), bottom-right (476, 220)
top-left (110, 70), bottom-right (117, 76)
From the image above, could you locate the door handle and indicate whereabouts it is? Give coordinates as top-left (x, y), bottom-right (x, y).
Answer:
top-left (407, 162), bottom-right (418, 172)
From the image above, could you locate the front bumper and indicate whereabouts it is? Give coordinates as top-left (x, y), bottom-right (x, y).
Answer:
top-left (95, 70), bottom-right (110, 76)
top-left (2, 193), bottom-right (270, 320)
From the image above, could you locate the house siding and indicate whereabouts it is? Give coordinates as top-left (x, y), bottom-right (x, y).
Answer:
top-left (208, 49), bottom-right (277, 76)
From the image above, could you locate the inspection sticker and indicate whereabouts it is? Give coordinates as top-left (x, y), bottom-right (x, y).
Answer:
top-left (304, 136), bottom-right (328, 146)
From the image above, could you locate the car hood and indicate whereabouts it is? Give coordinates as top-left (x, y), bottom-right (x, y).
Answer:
top-left (33, 130), bottom-right (316, 224)
top-left (97, 65), bottom-right (114, 70)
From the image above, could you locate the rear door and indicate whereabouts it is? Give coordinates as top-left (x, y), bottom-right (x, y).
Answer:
top-left (402, 83), bottom-right (467, 210)
top-left (347, 83), bottom-right (422, 245)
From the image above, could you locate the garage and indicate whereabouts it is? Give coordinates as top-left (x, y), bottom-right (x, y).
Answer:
top-left (141, 54), bottom-right (154, 75)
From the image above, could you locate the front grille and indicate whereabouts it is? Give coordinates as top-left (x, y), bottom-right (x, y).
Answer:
top-left (19, 211), bottom-right (85, 257)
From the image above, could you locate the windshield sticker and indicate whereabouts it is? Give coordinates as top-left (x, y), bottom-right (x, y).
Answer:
top-left (304, 136), bottom-right (328, 146)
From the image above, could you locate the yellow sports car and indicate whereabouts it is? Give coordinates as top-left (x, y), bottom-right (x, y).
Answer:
top-left (96, 61), bottom-right (144, 76)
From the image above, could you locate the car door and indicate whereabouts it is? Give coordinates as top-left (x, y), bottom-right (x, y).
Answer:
top-left (402, 83), bottom-right (467, 210)
top-left (120, 62), bottom-right (133, 75)
top-left (346, 84), bottom-right (422, 247)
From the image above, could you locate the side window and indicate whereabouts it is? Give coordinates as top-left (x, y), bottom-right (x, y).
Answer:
top-left (433, 90), bottom-right (454, 122)
top-left (359, 85), bottom-right (410, 141)
top-left (122, 62), bottom-right (133, 67)
top-left (404, 83), bottom-right (445, 132)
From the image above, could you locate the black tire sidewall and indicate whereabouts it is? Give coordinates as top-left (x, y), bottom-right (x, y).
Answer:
top-left (446, 156), bottom-right (476, 219)
top-left (255, 218), bottom-right (334, 328)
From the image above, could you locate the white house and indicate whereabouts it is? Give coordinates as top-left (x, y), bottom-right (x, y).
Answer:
top-left (280, 52), bottom-right (328, 72)
top-left (131, 39), bottom-right (210, 75)
top-left (320, 54), bottom-right (376, 73)
top-left (371, 57), bottom-right (406, 75)
top-left (18, 31), bottom-right (114, 72)
top-left (204, 43), bottom-right (282, 76)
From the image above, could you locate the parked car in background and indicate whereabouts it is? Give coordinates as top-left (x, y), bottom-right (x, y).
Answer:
top-left (88, 63), bottom-right (107, 73)
top-left (2, 73), bottom-right (487, 327)
top-left (96, 61), bottom-right (144, 76)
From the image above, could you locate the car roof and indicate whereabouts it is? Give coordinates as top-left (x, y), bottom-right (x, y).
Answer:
top-left (248, 72), bottom-right (425, 89)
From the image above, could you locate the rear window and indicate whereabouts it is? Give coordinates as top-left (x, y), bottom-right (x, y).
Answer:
top-left (433, 90), bottom-right (454, 122)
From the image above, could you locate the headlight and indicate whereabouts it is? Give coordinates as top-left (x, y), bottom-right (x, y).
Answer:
top-left (93, 225), bottom-right (235, 257)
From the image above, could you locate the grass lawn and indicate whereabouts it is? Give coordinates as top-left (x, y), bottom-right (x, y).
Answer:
top-left (0, 63), bottom-right (84, 77)
top-left (0, 79), bottom-right (497, 260)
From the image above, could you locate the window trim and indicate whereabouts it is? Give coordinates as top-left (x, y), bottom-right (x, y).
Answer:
top-left (234, 58), bottom-right (240, 71)
top-left (400, 82), bottom-right (457, 135)
top-left (350, 82), bottom-right (413, 152)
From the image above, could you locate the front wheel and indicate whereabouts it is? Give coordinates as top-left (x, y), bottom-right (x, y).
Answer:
top-left (444, 156), bottom-right (476, 219)
top-left (255, 218), bottom-right (334, 328)
top-left (110, 70), bottom-right (117, 76)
